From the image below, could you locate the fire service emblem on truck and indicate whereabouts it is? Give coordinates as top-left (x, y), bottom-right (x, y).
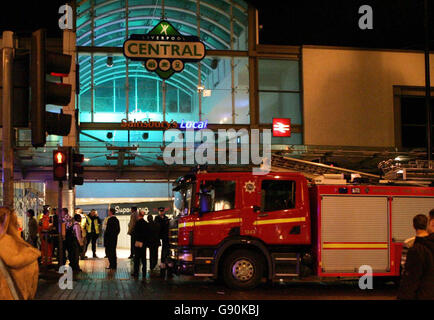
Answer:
top-left (244, 181), bottom-right (256, 193)
top-left (123, 20), bottom-right (206, 80)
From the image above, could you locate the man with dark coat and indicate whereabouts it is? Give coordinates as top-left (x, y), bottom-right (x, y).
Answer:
top-left (104, 208), bottom-right (120, 270)
top-left (128, 207), bottom-right (138, 259)
top-left (132, 210), bottom-right (148, 280)
top-left (155, 207), bottom-right (170, 278)
top-left (398, 214), bottom-right (434, 300)
top-left (147, 215), bottom-right (161, 274)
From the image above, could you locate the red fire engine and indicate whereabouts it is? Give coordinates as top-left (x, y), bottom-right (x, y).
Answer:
top-left (169, 170), bottom-right (434, 289)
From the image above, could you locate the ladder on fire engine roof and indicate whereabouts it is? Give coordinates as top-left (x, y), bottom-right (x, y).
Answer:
top-left (271, 153), bottom-right (381, 183)
top-left (378, 159), bottom-right (434, 186)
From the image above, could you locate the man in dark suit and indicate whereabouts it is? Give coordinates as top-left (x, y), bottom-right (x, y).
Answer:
top-left (155, 207), bottom-right (170, 278)
top-left (132, 210), bottom-right (148, 280)
top-left (104, 208), bottom-right (120, 270)
top-left (147, 215), bottom-right (161, 275)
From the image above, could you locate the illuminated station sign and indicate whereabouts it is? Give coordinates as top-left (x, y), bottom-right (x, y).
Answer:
top-left (123, 20), bottom-right (206, 80)
top-left (273, 118), bottom-right (291, 137)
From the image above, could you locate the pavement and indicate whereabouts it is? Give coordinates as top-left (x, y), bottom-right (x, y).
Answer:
top-left (35, 248), bottom-right (399, 300)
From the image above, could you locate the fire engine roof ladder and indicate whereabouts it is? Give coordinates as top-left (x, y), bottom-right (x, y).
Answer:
top-left (271, 153), bottom-right (381, 184)
top-left (379, 159), bottom-right (434, 186)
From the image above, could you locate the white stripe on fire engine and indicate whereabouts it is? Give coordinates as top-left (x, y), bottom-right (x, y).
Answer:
top-left (253, 217), bottom-right (306, 225)
top-left (322, 243), bottom-right (388, 249)
top-left (178, 218), bottom-right (241, 228)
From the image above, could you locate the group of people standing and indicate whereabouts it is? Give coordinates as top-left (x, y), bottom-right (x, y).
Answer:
top-left (24, 205), bottom-right (170, 278)
top-left (127, 206), bottom-right (172, 280)
top-left (25, 206), bottom-right (62, 266)
top-left (24, 206), bottom-right (104, 272)
top-left (64, 207), bottom-right (121, 272)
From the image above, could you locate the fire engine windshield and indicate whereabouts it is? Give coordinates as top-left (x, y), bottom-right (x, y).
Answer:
top-left (173, 185), bottom-right (193, 217)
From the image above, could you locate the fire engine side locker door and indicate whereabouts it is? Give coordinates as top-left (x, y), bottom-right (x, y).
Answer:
top-left (320, 195), bottom-right (390, 274)
top-left (391, 196), bottom-right (434, 242)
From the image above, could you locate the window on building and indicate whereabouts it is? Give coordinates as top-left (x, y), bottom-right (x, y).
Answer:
top-left (167, 86), bottom-right (178, 113)
top-left (400, 97), bottom-right (434, 149)
top-left (199, 180), bottom-right (236, 213)
top-left (258, 59), bottom-right (301, 125)
top-left (261, 180), bottom-right (296, 212)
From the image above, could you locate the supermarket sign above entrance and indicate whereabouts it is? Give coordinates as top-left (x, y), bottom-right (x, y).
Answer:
top-left (123, 20), bottom-right (206, 80)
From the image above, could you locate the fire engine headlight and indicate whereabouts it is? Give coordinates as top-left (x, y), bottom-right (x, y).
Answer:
top-left (179, 253), bottom-right (193, 262)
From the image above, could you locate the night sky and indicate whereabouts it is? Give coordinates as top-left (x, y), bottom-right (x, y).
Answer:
top-left (0, 0), bottom-right (432, 50)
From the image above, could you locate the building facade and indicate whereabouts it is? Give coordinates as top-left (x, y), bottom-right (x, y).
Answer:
top-left (2, 0), bottom-right (434, 229)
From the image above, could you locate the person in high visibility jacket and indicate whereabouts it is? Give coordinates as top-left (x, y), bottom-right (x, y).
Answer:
top-left (38, 209), bottom-right (53, 265)
top-left (37, 212), bottom-right (44, 224)
top-left (84, 209), bottom-right (101, 258)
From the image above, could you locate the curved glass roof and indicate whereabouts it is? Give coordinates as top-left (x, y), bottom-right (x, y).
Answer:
top-left (76, 0), bottom-right (249, 103)
top-left (76, 0), bottom-right (248, 50)
top-left (74, 0), bottom-right (249, 168)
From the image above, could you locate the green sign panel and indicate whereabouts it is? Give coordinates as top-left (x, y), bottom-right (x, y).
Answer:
top-left (123, 20), bottom-right (206, 80)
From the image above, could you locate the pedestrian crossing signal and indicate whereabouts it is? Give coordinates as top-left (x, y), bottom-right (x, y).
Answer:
top-left (53, 150), bottom-right (67, 181)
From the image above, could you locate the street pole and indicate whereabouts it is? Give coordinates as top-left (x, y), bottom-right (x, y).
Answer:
top-left (424, 0), bottom-right (432, 165)
top-left (2, 31), bottom-right (15, 209)
top-left (58, 181), bottom-right (63, 266)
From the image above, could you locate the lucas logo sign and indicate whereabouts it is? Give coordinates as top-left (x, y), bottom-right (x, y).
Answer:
top-left (123, 20), bottom-right (206, 80)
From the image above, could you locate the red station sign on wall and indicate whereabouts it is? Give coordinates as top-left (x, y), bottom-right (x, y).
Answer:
top-left (272, 118), bottom-right (291, 137)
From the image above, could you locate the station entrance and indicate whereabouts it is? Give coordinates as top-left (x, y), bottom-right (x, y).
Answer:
top-left (75, 181), bottom-right (173, 250)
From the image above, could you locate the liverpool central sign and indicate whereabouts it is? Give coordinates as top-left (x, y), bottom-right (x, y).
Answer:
top-left (123, 20), bottom-right (206, 80)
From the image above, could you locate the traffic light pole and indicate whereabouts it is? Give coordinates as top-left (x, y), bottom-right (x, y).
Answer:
top-left (2, 31), bottom-right (15, 209)
top-left (62, 30), bottom-right (77, 216)
top-left (58, 181), bottom-right (64, 267)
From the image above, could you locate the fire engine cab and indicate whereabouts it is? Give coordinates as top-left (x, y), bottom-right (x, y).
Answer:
top-left (169, 168), bottom-right (434, 289)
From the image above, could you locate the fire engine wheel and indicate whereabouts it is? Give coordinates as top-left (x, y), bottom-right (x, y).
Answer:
top-left (222, 250), bottom-right (264, 290)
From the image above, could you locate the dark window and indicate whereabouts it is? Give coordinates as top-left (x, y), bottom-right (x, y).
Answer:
top-left (401, 97), bottom-right (434, 149)
top-left (167, 85), bottom-right (178, 113)
top-left (179, 91), bottom-right (192, 113)
top-left (199, 180), bottom-right (236, 213)
top-left (261, 180), bottom-right (296, 212)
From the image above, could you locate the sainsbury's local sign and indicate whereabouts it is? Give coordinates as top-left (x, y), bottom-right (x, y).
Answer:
top-left (123, 20), bottom-right (206, 80)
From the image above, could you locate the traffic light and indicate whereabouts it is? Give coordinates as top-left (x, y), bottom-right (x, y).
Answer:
top-left (53, 149), bottom-right (68, 181)
top-left (69, 149), bottom-right (84, 188)
top-left (0, 50), bottom-right (30, 128)
top-left (30, 29), bottom-right (73, 148)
